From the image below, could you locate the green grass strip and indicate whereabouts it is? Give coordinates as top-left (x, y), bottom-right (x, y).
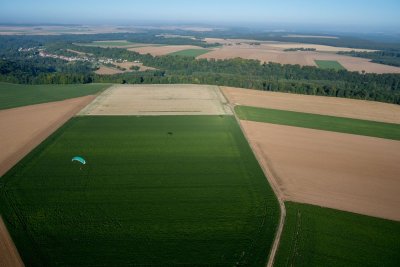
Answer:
top-left (0, 83), bottom-right (110, 110)
top-left (315, 60), bottom-right (346, 70)
top-left (168, 49), bottom-right (211, 57)
top-left (235, 105), bottom-right (400, 140)
top-left (275, 202), bottom-right (400, 267)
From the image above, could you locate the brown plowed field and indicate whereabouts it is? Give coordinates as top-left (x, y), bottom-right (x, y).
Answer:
top-left (0, 217), bottom-right (24, 267)
top-left (241, 121), bottom-right (400, 221)
top-left (222, 87), bottom-right (400, 124)
top-left (0, 96), bottom-right (95, 177)
top-left (79, 84), bottom-right (232, 116)
top-left (197, 40), bottom-right (400, 74)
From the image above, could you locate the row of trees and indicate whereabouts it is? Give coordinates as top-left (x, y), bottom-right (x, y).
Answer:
top-left (338, 51), bottom-right (400, 67)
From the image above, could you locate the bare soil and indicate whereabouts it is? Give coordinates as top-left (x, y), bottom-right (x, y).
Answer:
top-left (113, 61), bottom-right (156, 71)
top-left (198, 40), bottom-right (400, 74)
top-left (241, 121), bottom-right (400, 221)
top-left (222, 87), bottom-right (400, 124)
top-left (0, 217), bottom-right (24, 267)
top-left (95, 62), bottom-right (155, 75)
top-left (79, 84), bottom-right (232, 116)
top-left (0, 96), bottom-right (96, 177)
top-left (95, 66), bottom-right (124, 75)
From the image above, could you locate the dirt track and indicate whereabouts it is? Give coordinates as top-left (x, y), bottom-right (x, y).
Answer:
top-left (241, 121), bottom-right (400, 221)
top-left (222, 87), bottom-right (400, 124)
top-left (0, 96), bottom-right (96, 177)
top-left (0, 217), bottom-right (24, 267)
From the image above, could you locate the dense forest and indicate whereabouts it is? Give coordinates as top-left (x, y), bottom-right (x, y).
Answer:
top-left (1, 33), bottom-right (400, 104)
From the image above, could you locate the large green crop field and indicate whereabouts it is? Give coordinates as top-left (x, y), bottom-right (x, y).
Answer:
top-left (315, 60), bottom-right (346, 70)
top-left (0, 83), bottom-right (110, 110)
top-left (235, 105), bottom-right (400, 140)
top-left (0, 116), bottom-right (280, 267)
top-left (275, 202), bottom-right (400, 267)
top-left (76, 41), bottom-right (162, 48)
top-left (168, 49), bottom-right (211, 57)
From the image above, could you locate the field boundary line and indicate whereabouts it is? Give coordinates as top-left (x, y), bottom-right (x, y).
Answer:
top-left (219, 86), bottom-right (285, 267)
top-left (0, 216), bottom-right (25, 267)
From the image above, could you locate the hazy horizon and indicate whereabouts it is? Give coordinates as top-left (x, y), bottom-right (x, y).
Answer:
top-left (1, 0), bottom-right (400, 34)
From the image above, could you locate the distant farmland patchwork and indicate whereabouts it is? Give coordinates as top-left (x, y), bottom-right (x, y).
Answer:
top-left (75, 40), bottom-right (159, 48)
top-left (0, 116), bottom-right (279, 266)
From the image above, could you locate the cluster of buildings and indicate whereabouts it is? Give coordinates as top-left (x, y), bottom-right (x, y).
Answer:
top-left (19, 47), bottom-right (141, 66)
top-left (38, 50), bottom-right (92, 62)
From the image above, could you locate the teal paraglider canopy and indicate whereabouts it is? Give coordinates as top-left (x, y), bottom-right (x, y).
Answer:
top-left (72, 156), bottom-right (86, 165)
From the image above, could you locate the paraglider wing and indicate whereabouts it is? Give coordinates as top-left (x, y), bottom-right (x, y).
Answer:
top-left (71, 156), bottom-right (86, 165)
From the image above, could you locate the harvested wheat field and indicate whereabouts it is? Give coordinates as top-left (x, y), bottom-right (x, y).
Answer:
top-left (198, 41), bottom-right (400, 73)
top-left (241, 121), bottom-right (400, 221)
top-left (204, 38), bottom-right (374, 52)
top-left (198, 45), bottom-right (315, 66)
top-left (113, 61), bottom-right (156, 71)
top-left (0, 217), bottom-right (24, 267)
top-left (95, 62), bottom-right (155, 75)
top-left (222, 87), bottom-right (400, 124)
top-left (79, 84), bottom-right (232, 116)
top-left (0, 96), bottom-right (95, 177)
top-left (95, 66), bottom-right (124, 75)
top-left (128, 45), bottom-right (205, 56)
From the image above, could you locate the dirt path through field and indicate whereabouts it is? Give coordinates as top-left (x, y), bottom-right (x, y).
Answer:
top-left (0, 95), bottom-right (96, 177)
top-left (235, 117), bottom-right (286, 267)
top-left (241, 121), bottom-right (400, 221)
top-left (222, 87), bottom-right (400, 124)
top-left (0, 217), bottom-right (24, 267)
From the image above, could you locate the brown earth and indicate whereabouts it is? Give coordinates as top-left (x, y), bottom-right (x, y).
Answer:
top-left (0, 217), bottom-right (24, 267)
top-left (95, 62), bottom-right (155, 75)
top-left (222, 87), bottom-right (400, 124)
top-left (0, 96), bottom-right (95, 177)
top-left (79, 84), bottom-right (232, 116)
top-left (95, 66), bottom-right (123, 75)
top-left (241, 121), bottom-right (400, 221)
top-left (203, 38), bottom-right (374, 52)
top-left (128, 45), bottom-right (205, 56)
top-left (198, 40), bottom-right (400, 74)
top-left (113, 61), bottom-right (156, 71)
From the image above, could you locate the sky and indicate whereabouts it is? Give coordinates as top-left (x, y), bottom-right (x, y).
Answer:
top-left (1, 0), bottom-right (399, 32)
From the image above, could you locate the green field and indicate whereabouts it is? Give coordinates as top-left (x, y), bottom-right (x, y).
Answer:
top-left (235, 105), bottom-right (400, 140)
top-left (0, 83), bottom-right (110, 110)
top-left (274, 202), bottom-right (400, 267)
top-left (76, 41), bottom-right (161, 48)
top-left (87, 40), bottom-right (137, 47)
top-left (0, 116), bottom-right (280, 266)
top-left (315, 60), bottom-right (346, 70)
top-left (168, 49), bottom-right (211, 57)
